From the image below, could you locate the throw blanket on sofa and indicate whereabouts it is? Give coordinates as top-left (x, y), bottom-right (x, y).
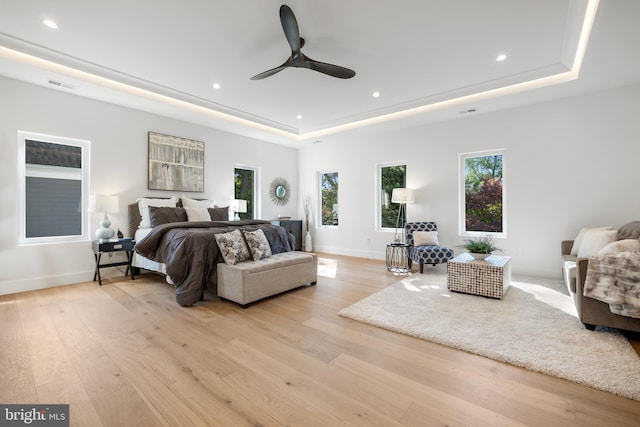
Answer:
top-left (583, 252), bottom-right (640, 318)
top-left (135, 220), bottom-right (294, 306)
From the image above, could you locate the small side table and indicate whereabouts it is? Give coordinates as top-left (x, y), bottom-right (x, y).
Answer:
top-left (92, 239), bottom-right (136, 286)
top-left (447, 253), bottom-right (511, 299)
top-left (386, 243), bottom-right (410, 273)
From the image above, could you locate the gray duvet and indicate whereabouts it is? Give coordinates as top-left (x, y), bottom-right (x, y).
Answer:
top-left (135, 220), bottom-right (295, 306)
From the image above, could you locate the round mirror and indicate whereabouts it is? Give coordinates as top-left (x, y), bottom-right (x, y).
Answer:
top-left (270, 177), bottom-right (290, 206)
top-left (275, 185), bottom-right (287, 199)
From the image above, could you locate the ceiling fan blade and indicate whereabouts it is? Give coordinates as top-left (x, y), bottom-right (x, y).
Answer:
top-left (280, 5), bottom-right (301, 54)
top-left (250, 57), bottom-right (291, 80)
top-left (305, 57), bottom-right (356, 79)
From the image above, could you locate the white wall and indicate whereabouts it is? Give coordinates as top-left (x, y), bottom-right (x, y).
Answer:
top-left (298, 83), bottom-right (640, 278)
top-left (0, 76), bottom-right (298, 294)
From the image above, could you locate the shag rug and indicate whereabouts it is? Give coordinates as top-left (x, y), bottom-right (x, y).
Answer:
top-left (338, 272), bottom-right (640, 401)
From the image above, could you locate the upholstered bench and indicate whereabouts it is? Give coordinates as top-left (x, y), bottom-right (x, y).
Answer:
top-left (217, 251), bottom-right (318, 308)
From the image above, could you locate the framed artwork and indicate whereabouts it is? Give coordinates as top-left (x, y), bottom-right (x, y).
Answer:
top-left (148, 131), bottom-right (204, 192)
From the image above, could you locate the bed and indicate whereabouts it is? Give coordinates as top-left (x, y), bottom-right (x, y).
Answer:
top-left (129, 197), bottom-right (295, 306)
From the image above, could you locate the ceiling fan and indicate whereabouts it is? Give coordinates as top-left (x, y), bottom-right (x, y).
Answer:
top-left (250, 4), bottom-right (356, 80)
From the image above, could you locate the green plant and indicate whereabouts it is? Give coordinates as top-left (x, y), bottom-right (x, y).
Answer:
top-left (460, 236), bottom-right (501, 254)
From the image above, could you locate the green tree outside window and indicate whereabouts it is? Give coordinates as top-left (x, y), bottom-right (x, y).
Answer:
top-left (321, 172), bottom-right (339, 226)
top-left (380, 164), bottom-right (406, 229)
top-left (234, 167), bottom-right (254, 220)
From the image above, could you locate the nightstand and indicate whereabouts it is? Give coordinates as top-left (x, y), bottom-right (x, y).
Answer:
top-left (92, 239), bottom-right (136, 286)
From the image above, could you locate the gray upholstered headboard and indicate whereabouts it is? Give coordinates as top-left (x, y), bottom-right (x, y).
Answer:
top-left (128, 202), bottom-right (143, 238)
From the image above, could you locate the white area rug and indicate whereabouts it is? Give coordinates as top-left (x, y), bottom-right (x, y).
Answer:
top-left (338, 272), bottom-right (640, 400)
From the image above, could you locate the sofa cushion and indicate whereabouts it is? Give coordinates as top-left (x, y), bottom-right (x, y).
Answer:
top-left (561, 254), bottom-right (577, 293)
top-left (577, 229), bottom-right (617, 258)
top-left (598, 239), bottom-right (640, 255)
top-left (570, 226), bottom-right (613, 255)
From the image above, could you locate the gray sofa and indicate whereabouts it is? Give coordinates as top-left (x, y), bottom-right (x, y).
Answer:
top-left (561, 221), bottom-right (640, 332)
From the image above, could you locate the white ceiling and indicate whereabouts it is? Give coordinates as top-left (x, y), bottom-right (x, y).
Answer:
top-left (1, 0), bottom-right (639, 147)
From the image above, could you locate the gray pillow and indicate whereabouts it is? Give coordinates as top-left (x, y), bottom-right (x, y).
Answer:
top-left (208, 206), bottom-right (229, 221)
top-left (617, 221), bottom-right (640, 240)
top-left (149, 206), bottom-right (187, 227)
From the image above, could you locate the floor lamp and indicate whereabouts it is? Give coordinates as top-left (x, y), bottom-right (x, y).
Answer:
top-left (391, 188), bottom-right (415, 243)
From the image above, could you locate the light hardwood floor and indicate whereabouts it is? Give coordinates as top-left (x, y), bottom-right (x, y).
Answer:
top-left (2, 254), bottom-right (639, 426)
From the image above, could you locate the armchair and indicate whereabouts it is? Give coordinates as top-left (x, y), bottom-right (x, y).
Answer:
top-left (405, 222), bottom-right (454, 273)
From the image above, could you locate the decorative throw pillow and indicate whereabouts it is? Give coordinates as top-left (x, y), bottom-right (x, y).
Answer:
top-left (208, 206), bottom-right (229, 221)
top-left (598, 239), bottom-right (640, 255)
top-left (617, 221), bottom-right (640, 240)
top-left (413, 230), bottom-right (439, 246)
top-left (148, 206), bottom-right (187, 227)
top-left (214, 229), bottom-right (250, 265)
top-left (577, 229), bottom-right (618, 258)
top-left (570, 226), bottom-right (613, 255)
top-left (243, 229), bottom-right (272, 261)
top-left (181, 196), bottom-right (214, 208)
top-left (137, 196), bottom-right (179, 228)
top-left (184, 207), bottom-right (212, 222)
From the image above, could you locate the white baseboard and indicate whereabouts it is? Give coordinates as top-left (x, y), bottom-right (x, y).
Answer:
top-left (0, 270), bottom-right (94, 296)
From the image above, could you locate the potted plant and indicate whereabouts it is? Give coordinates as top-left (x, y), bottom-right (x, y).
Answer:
top-left (460, 235), bottom-right (501, 260)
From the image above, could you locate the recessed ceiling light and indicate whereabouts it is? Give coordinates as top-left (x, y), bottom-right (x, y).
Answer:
top-left (43, 19), bottom-right (58, 29)
top-left (296, 114), bottom-right (302, 120)
top-left (212, 83), bottom-right (221, 89)
top-left (496, 54), bottom-right (507, 62)
top-left (372, 91), bottom-right (381, 98)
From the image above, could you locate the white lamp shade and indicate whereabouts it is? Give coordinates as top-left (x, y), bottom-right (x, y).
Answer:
top-left (391, 188), bottom-right (415, 204)
top-left (89, 195), bottom-right (119, 213)
top-left (230, 199), bottom-right (247, 213)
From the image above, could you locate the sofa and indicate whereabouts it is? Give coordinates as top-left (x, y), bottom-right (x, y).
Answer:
top-left (561, 221), bottom-right (640, 332)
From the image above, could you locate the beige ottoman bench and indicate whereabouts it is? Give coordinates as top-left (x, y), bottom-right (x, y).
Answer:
top-left (217, 251), bottom-right (318, 308)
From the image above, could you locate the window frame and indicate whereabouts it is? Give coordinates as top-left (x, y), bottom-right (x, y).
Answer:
top-left (234, 164), bottom-right (260, 220)
top-left (17, 130), bottom-right (91, 245)
top-left (458, 149), bottom-right (506, 238)
top-left (319, 170), bottom-right (339, 228)
top-left (376, 161), bottom-right (407, 232)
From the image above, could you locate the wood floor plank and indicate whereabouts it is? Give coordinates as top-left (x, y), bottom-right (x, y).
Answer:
top-left (0, 294), bottom-right (38, 404)
top-left (217, 339), bottom-right (404, 426)
top-left (2, 253), bottom-right (639, 426)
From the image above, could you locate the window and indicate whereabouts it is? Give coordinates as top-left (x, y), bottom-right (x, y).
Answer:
top-left (234, 166), bottom-right (257, 219)
top-left (18, 131), bottom-right (90, 244)
top-left (459, 150), bottom-right (505, 236)
top-left (320, 171), bottom-right (339, 226)
top-left (377, 163), bottom-right (406, 230)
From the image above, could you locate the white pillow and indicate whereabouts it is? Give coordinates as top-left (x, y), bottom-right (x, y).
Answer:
top-left (413, 231), bottom-right (439, 246)
top-left (571, 226), bottom-right (613, 255)
top-left (181, 196), bottom-right (214, 208)
top-left (137, 196), bottom-right (179, 228)
top-left (184, 207), bottom-right (211, 222)
top-left (577, 229), bottom-right (617, 258)
top-left (598, 239), bottom-right (640, 255)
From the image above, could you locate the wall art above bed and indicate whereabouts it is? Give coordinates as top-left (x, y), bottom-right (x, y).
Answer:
top-left (148, 131), bottom-right (204, 192)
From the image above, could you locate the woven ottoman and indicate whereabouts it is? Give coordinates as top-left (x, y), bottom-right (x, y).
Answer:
top-left (447, 253), bottom-right (511, 299)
